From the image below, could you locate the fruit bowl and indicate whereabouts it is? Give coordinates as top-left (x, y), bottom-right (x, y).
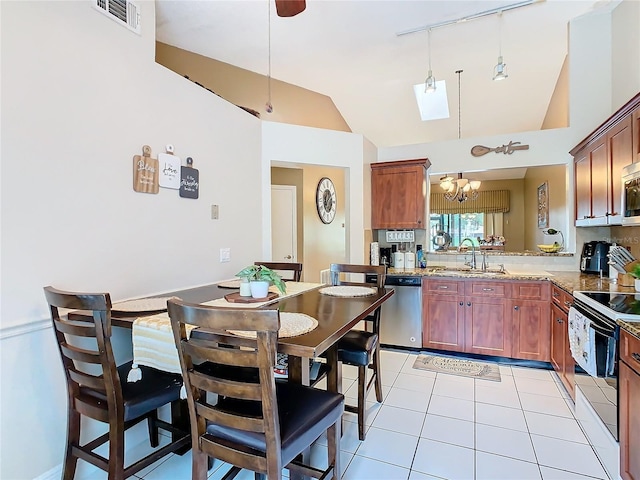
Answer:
top-left (537, 244), bottom-right (563, 253)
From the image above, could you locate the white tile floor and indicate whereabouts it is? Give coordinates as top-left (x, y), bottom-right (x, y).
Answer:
top-left (78, 350), bottom-right (612, 480)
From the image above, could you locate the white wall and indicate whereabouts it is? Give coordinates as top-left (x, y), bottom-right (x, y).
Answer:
top-left (1, 3), bottom-right (372, 477)
top-left (0, 1), bottom-right (262, 477)
top-left (262, 122), bottom-right (366, 267)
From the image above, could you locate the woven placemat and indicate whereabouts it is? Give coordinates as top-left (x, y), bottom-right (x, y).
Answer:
top-left (318, 286), bottom-right (377, 297)
top-left (112, 296), bottom-right (173, 314)
top-left (218, 279), bottom-right (241, 289)
top-left (228, 312), bottom-right (318, 339)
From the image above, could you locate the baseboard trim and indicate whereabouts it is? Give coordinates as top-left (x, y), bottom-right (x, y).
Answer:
top-left (33, 464), bottom-right (62, 480)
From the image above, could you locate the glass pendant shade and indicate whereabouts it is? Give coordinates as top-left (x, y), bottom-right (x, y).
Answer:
top-left (441, 173), bottom-right (481, 202)
top-left (493, 56), bottom-right (508, 80)
top-left (425, 70), bottom-right (436, 93)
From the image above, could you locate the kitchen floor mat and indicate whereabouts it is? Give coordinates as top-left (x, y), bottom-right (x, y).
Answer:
top-left (412, 354), bottom-right (501, 382)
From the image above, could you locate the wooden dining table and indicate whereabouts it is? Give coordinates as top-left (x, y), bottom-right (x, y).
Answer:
top-left (70, 281), bottom-right (394, 395)
top-left (69, 281), bottom-right (393, 479)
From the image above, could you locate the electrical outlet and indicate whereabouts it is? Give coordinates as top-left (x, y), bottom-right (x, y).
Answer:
top-left (211, 205), bottom-right (219, 219)
top-left (220, 248), bottom-right (231, 263)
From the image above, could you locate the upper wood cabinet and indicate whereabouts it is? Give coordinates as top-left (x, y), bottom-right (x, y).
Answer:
top-left (371, 158), bottom-right (430, 229)
top-left (633, 104), bottom-right (640, 164)
top-left (571, 93), bottom-right (640, 227)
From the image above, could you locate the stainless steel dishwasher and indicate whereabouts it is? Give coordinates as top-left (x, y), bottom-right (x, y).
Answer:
top-left (367, 274), bottom-right (423, 349)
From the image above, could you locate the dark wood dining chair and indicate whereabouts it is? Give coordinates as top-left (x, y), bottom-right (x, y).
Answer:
top-left (329, 263), bottom-right (386, 440)
top-left (254, 261), bottom-right (303, 282)
top-left (167, 298), bottom-right (343, 480)
top-left (43, 286), bottom-right (190, 480)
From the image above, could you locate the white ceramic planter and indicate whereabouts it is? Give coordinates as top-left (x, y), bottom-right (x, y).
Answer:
top-left (250, 280), bottom-right (270, 298)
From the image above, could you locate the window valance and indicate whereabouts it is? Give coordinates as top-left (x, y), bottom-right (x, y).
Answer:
top-left (430, 189), bottom-right (510, 214)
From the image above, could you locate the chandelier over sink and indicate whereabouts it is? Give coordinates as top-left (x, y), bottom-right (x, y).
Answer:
top-left (440, 173), bottom-right (481, 202)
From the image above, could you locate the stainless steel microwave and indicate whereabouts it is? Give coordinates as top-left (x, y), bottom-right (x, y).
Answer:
top-left (622, 162), bottom-right (640, 225)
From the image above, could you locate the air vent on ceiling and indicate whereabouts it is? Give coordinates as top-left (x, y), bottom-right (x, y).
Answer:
top-left (93, 0), bottom-right (141, 35)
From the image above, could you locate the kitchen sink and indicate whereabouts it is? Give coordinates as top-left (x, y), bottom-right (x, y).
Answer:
top-left (428, 267), bottom-right (507, 276)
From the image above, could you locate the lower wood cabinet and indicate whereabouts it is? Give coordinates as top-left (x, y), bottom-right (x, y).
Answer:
top-left (422, 279), bottom-right (465, 352)
top-left (619, 328), bottom-right (640, 480)
top-left (464, 282), bottom-right (511, 357)
top-left (422, 278), bottom-right (549, 361)
top-left (550, 285), bottom-right (575, 399)
top-left (511, 298), bottom-right (550, 361)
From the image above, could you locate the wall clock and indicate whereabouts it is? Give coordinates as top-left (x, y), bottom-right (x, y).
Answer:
top-left (316, 177), bottom-right (337, 224)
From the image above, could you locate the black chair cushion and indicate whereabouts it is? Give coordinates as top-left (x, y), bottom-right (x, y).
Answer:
top-left (206, 382), bottom-right (344, 466)
top-left (80, 361), bottom-right (183, 421)
top-left (337, 331), bottom-right (378, 366)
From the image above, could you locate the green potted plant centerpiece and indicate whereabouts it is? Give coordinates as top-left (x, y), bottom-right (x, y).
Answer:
top-left (235, 265), bottom-right (287, 299)
top-left (629, 262), bottom-right (640, 292)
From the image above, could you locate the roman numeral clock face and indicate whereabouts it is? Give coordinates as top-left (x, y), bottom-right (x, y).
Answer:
top-left (316, 177), bottom-right (336, 224)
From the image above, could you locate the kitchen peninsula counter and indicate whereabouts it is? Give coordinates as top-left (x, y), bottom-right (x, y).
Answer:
top-left (386, 267), bottom-right (640, 339)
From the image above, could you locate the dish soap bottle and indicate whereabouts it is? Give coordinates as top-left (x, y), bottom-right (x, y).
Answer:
top-left (416, 244), bottom-right (426, 268)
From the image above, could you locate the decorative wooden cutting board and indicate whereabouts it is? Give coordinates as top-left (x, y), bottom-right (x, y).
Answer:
top-left (133, 145), bottom-right (159, 194)
top-left (158, 150), bottom-right (181, 190)
top-left (224, 292), bottom-right (278, 303)
top-left (180, 156), bottom-right (199, 199)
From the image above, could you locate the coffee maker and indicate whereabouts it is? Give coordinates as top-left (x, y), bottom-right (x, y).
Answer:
top-left (580, 241), bottom-right (611, 275)
top-left (379, 247), bottom-right (391, 267)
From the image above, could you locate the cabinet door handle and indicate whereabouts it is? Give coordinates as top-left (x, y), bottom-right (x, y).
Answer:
top-left (556, 317), bottom-right (564, 324)
top-left (437, 285), bottom-right (449, 289)
top-left (467, 302), bottom-right (471, 307)
top-left (632, 353), bottom-right (640, 364)
top-left (553, 292), bottom-right (559, 298)
top-left (459, 301), bottom-right (464, 306)
top-left (514, 305), bottom-right (519, 311)
top-left (482, 288), bottom-right (494, 292)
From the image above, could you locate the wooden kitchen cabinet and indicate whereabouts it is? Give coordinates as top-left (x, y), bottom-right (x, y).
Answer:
top-left (464, 281), bottom-right (511, 357)
top-left (571, 93), bottom-right (640, 226)
top-left (422, 279), bottom-right (465, 352)
top-left (422, 278), bottom-right (510, 356)
top-left (510, 281), bottom-right (550, 361)
top-left (633, 104), bottom-right (640, 164)
top-left (619, 328), bottom-right (640, 480)
top-left (371, 158), bottom-right (430, 229)
top-left (549, 284), bottom-right (575, 399)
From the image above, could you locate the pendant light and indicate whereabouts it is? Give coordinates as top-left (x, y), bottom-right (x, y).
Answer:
top-left (440, 70), bottom-right (480, 202)
top-left (424, 28), bottom-right (436, 93)
top-left (493, 11), bottom-right (508, 81)
top-left (265, 0), bottom-right (274, 113)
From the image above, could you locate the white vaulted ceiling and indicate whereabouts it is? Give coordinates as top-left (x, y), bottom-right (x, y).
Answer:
top-left (155, 0), bottom-right (606, 148)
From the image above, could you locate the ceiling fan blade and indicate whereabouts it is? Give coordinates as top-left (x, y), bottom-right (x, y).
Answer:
top-left (275, 0), bottom-right (306, 17)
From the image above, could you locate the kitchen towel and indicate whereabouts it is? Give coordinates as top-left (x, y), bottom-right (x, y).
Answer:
top-left (568, 307), bottom-right (597, 377)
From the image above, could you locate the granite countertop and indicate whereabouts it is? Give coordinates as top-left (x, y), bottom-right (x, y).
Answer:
top-left (386, 267), bottom-right (640, 339)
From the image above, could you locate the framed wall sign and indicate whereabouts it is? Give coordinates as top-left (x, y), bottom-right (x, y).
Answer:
top-left (537, 182), bottom-right (549, 229)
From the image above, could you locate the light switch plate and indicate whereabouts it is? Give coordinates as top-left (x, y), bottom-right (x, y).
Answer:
top-left (220, 248), bottom-right (231, 263)
top-left (211, 205), bottom-right (219, 219)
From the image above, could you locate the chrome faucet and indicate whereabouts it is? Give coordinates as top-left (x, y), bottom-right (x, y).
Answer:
top-left (458, 237), bottom-right (477, 269)
top-left (481, 251), bottom-right (488, 272)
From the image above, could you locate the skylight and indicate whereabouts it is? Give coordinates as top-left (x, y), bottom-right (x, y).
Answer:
top-left (413, 80), bottom-right (449, 121)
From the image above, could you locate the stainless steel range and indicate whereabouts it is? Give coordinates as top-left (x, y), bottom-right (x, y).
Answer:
top-left (570, 290), bottom-right (640, 479)
top-left (571, 291), bottom-right (626, 439)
